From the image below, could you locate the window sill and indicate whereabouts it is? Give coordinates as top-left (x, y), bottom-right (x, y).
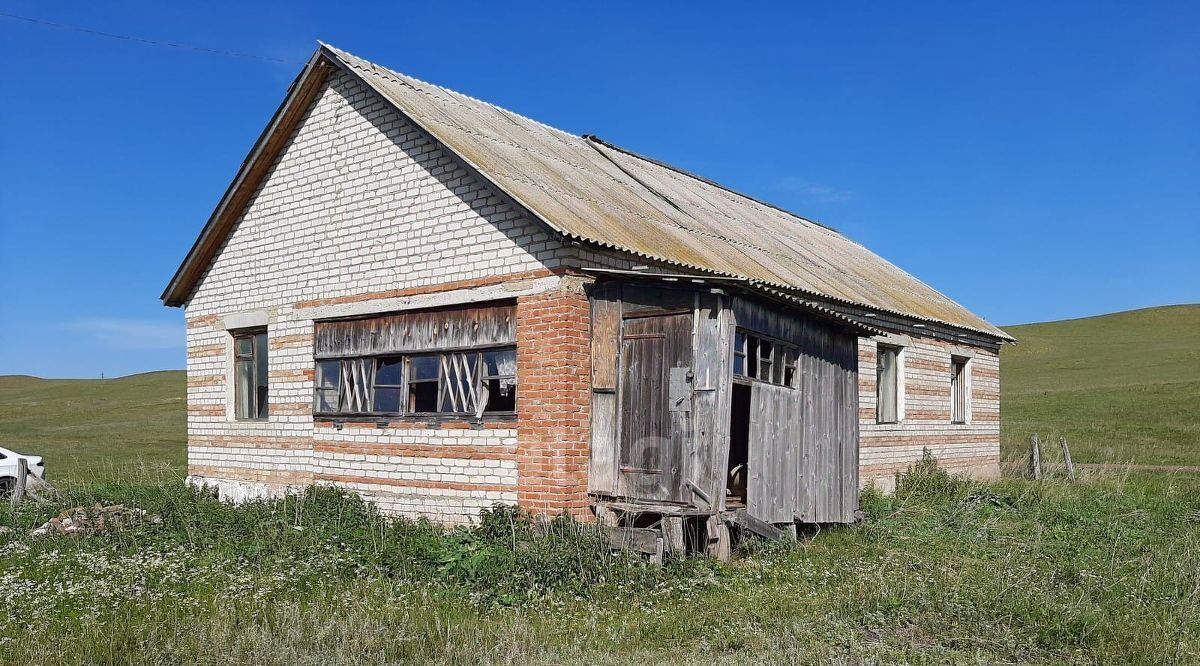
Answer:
top-left (314, 413), bottom-right (517, 430)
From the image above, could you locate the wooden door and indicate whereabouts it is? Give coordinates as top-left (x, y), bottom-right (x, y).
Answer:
top-left (617, 313), bottom-right (693, 503)
top-left (747, 382), bottom-right (800, 523)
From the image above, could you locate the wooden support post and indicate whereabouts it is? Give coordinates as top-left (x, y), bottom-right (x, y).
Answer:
top-left (705, 515), bottom-right (731, 561)
top-left (1060, 437), bottom-right (1076, 481)
top-left (1029, 433), bottom-right (1042, 481)
top-left (11, 458), bottom-right (27, 506)
top-left (663, 517), bottom-right (686, 554)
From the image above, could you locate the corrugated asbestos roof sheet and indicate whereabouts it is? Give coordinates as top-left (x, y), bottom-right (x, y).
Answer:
top-left (323, 46), bottom-right (1009, 340)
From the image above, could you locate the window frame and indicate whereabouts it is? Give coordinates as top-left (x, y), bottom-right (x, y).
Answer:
top-left (732, 328), bottom-right (798, 389)
top-left (950, 355), bottom-right (971, 425)
top-left (312, 345), bottom-right (518, 420)
top-left (232, 328), bottom-right (269, 421)
top-left (876, 343), bottom-right (901, 425)
top-left (371, 356), bottom-right (405, 414)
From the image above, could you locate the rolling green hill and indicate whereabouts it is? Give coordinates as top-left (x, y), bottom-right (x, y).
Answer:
top-left (0, 371), bottom-right (185, 481)
top-left (0, 304), bottom-right (1195, 481)
top-left (1001, 304), bottom-right (1200, 466)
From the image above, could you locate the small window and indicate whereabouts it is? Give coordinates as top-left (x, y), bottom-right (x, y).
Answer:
top-left (876, 344), bottom-right (899, 424)
top-left (782, 348), bottom-right (798, 388)
top-left (233, 330), bottom-right (268, 420)
top-left (733, 329), bottom-right (797, 388)
top-left (757, 339), bottom-right (774, 382)
top-left (407, 354), bottom-right (440, 413)
top-left (951, 357), bottom-right (969, 424)
top-left (373, 358), bottom-right (405, 413)
top-left (482, 348), bottom-right (517, 413)
top-left (314, 360), bottom-right (342, 413)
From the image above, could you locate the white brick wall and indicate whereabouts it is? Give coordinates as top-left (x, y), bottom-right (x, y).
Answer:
top-left (858, 328), bottom-right (1001, 491)
top-left (184, 68), bottom-right (564, 522)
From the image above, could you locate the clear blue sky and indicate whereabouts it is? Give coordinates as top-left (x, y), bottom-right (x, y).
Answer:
top-left (1, 2), bottom-right (1196, 378)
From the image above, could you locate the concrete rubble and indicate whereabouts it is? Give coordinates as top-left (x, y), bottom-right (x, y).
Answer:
top-left (30, 504), bottom-right (162, 538)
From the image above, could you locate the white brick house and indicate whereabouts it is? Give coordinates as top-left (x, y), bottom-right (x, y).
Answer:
top-left (163, 44), bottom-right (1011, 536)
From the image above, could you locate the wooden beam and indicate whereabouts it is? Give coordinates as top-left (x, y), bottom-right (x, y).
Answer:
top-left (728, 509), bottom-right (787, 541)
top-left (604, 527), bottom-right (661, 556)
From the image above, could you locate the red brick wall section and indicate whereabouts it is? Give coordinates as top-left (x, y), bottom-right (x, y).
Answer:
top-left (516, 282), bottom-right (592, 519)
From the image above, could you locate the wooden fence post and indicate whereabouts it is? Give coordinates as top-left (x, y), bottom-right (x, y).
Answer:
top-left (1060, 437), bottom-right (1076, 481)
top-left (1029, 433), bottom-right (1042, 481)
top-left (11, 458), bottom-right (27, 506)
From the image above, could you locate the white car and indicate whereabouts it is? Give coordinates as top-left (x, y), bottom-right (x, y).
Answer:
top-left (0, 446), bottom-right (45, 497)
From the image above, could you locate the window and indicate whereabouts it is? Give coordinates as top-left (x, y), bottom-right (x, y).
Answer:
top-left (951, 357), bottom-right (969, 424)
top-left (372, 358), bottom-right (404, 413)
top-left (876, 344), bottom-right (900, 424)
top-left (315, 360), bottom-right (342, 413)
top-left (482, 349), bottom-right (517, 412)
top-left (233, 330), bottom-right (268, 420)
top-left (407, 354), bottom-right (440, 413)
top-left (313, 346), bottom-right (517, 418)
top-left (732, 329), bottom-right (797, 388)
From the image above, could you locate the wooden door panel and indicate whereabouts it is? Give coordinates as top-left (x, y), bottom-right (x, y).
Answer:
top-left (617, 313), bottom-right (693, 502)
top-left (748, 382), bottom-right (800, 523)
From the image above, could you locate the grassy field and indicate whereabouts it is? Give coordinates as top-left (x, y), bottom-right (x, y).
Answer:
top-left (1000, 304), bottom-right (1200, 467)
top-left (0, 305), bottom-right (1197, 664)
top-left (1, 463), bottom-right (1198, 665)
top-left (0, 371), bottom-right (185, 481)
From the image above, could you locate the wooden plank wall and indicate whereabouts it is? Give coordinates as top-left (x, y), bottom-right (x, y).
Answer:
top-left (314, 302), bottom-right (515, 357)
top-left (732, 297), bottom-right (860, 524)
top-left (588, 283), bottom-right (621, 495)
top-left (793, 324), bottom-right (859, 523)
top-left (587, 282), bottom-right (730, 507)
top-left (747, 382), bottom-right (798, 522)
top-left (690, 291), bottom-right (731, 509)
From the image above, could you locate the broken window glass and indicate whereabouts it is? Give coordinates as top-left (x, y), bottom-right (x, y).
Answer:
top-left (482, 348), bottom-right (517, 413)
top-left (407, 354), bottom-right (440, 413)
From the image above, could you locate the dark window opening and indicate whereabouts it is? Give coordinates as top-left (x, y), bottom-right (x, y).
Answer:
top-left (234, 330), bottom-right (268, 420)
top-left (482, 348), bottom-right (517, 412)
top-left (407, 354), bottom-right (440, 413)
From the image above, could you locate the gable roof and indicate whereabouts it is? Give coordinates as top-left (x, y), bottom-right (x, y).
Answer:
top-left (163, 43), bottom-right (1011, 342)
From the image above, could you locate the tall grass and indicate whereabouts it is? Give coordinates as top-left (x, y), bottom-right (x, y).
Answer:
top-left (2, 463), bottom-right (1199, 664)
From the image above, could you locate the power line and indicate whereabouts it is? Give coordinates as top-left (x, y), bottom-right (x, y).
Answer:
top-left (0, 11), bottom-right (304, 65)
